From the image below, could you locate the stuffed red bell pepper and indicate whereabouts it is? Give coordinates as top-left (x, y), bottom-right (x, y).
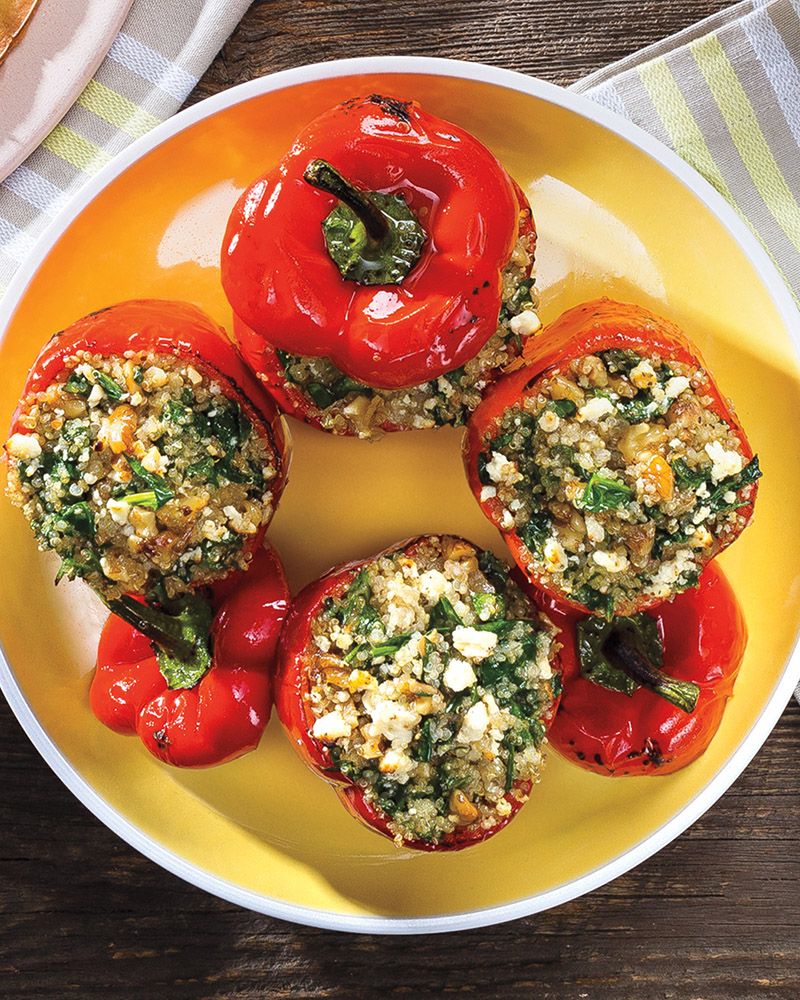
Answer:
top-left (275, 534), bottom-right (561, 850)
top-left (222, 94), bottom-right (538, 440)
top-left (90, 542), bottom-right (290, 768)
top-left (463, 299), bottom-right (760, 617)
top-left (536, 561), bottom-right (746, 775)
top-left (4, 300), bottom-right (289, 601)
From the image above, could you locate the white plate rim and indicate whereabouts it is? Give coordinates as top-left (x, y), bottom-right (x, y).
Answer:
top-left (0, 54), bottom-right (798, 935)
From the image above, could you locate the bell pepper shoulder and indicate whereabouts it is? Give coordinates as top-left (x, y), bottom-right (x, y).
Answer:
top-left (222, 94), bottom-right (530, 391)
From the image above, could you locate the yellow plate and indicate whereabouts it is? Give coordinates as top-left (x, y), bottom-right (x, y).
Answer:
top-left (1, 58), bottom-right (799, 933)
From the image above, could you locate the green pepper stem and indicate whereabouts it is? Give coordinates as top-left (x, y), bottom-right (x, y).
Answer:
top-left (303, 158), bottom-right (389, 242)
top-left (105, 594), bottom-right (195, 661)
top-left (603, 631), bottom-right (700, 713)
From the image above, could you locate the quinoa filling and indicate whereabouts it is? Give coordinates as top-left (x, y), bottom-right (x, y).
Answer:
top-left (275, 224), bottom-right (538, 439)
top-left (6, 352), bottom-right (280, 599)
top-left (306, 536), bottom-right (560, 846)
top-left (478, 349), bottom-right (760, 614)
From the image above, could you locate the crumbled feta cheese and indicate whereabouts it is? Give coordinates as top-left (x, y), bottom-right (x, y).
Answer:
top-left (6, 433), bottom-right (42, 459)
top-left (665, 375), bottom-right (690, 399)
top-left (480, 485), bottom-right (497, 502)
top-left (88, 384), bottom-right (105, 405)
top-left (312, 711), bottom-right (353, 741)
top-left (457, 700), bottom-right (490, 744)
top-left (107, 499), bottom-right (130, 525)
top-left (202, 519), bottom-right (227, 542)
top-left (645, 548), bottom-right (697, 597)
top-left (141, 446), bottom-right (167, 474)
top-left (500, 509), bottom-right (515, 530)
top-left (691, 525), bottom-right (713, 549)
top-left (452, 626), bottom-right (498, 661)
top-left (362, 689), bottom-right (420, 745)
top-left (629, 360), bottom-right (657, 389)
top-left (186, 366), bottom-right (203, 385)
top-left (330, 626), bottom-right (354, 651)
top-left (693, 505), bottom-right (711, 525)
top-left (486, 451), bottom-right (523, 485)
top-left (585, 513), bottom-right (605, 544)
top-left (704, 440), bottom-right (744, 483)
top-left (592, 550), bottom-right (630, 573)
top-left (442, 658), bottom-right (477, 692)
top-left (419, 569), bottom-right (448, 601)
top-left (379, 748), bottom-right (414, 775)
top-left (347, 669), bottom-right (377, 692)
top-left (539, 410), bottom-right (560, 433)
top-left (509, 309), bottom-right (541, 337)
top-left (578, 396), bottom-right (615, 422)
top-left (543, 538), bottom-right (568, 573)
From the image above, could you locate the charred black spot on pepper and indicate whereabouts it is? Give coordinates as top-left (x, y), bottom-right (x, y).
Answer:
top-left (643, 737), bottom-right (665, 767)
top-left (153, 728), bottom-right (170, 747)
top-left (594, 753), bottom-right (603, 765)
top-left (576, 750), bottom-right (585, 760)
top-left (366, 94), bottom-right (412, 122)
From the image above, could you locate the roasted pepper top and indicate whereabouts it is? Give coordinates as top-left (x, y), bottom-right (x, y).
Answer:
top-left (222, 94), bottom-right (527, 391)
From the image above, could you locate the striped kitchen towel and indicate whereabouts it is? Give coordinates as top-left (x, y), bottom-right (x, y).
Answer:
top-left (572, 0), bottom-right (800, 703)
top-left (571, 0), bottom-right (800, 306)
top-left (0, 0), bottom-right (251, 298)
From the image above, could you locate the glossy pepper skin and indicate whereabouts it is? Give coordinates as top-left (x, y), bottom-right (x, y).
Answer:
top-left (463, 299), bottom-right (758, 616)
top-left (7, 299), bottom-right (290, 584)
top-left (90, 543), bottom-right (290, 768)
top-left (537, 561), bottom-right (746, 775)
top-left (275, 536), bottom-right (539, 851)
top-left (231, 181), bottom-right (531, 438)
top-left (221, 94), bottom-right (527, 391)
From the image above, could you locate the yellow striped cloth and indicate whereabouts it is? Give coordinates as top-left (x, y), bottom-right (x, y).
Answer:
top-left (0, 0), bottom-right (251, 297)
top-left (571, 0), bottom-right (800, 306)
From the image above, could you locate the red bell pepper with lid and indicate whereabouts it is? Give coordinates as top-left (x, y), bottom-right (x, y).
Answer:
top-left (222, 93), bottom-right (536, 395)
top-left (275, 534), bottom-right (561, 850)
top-left (537, 561), bottom-right (746, 775)
top-left (90, 542), bottom-right (290, 768)
top-left (4, 300), bottom-right (290, 601)
top-left (463, 299), bottom-right (760, 617)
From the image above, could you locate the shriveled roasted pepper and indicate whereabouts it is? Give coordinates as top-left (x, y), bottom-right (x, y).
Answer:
top-left (5, 300), bottom-right (290, 599)
top-left (222, 94), bottom-right (530, 390)
top-left (90, 543), bottom-right (290, 768)
top-left (463, 299), bottom-right (759, 617)
top-left (275, 535), bottom-right (561, 851)
top-left (536, 561), bottom-right (746, 775)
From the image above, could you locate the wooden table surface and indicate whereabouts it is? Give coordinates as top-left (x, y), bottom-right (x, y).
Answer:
top-left (3, 2), bottom-right (799, 997)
